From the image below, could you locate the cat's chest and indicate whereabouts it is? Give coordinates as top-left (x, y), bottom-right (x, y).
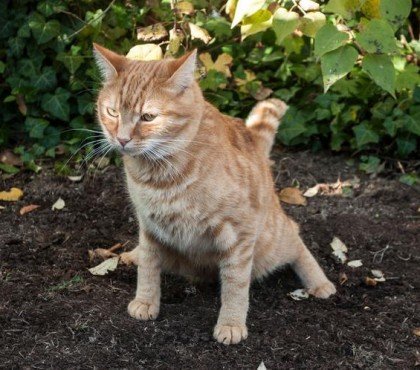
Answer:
top-left (127, 177), bottom-right (212, 252)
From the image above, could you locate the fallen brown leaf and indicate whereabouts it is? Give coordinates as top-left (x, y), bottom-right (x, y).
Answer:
top-left (0, 150), bottom-right (22, 166)
top-left (364, 277), bottom-right (377, 286)
top-left (413, 328), bottom-right (420, 337)
top-left (19, 204), bottom-right (40, 215)
top-left (339, 272), bottom-right (348, 285)
top-left (278, 187), bottom-right (307, 206)
top-left (0, 187), bottom-right (23, 201)
top-left (303, 178), bottom-right (360, 197)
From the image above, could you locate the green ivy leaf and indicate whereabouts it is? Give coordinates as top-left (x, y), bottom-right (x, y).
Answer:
top-left (359, 155), bottom-right (382, 174)
top-left (353, 122), bottom-right (380, 147)
top-left (404, 114), bottom-right (420, 136)
top-left (56, 53), bottom-right (84, 74)
top-left (0, 163), bottom-right (20, 174)
top-left (277, 108), bottom-right (307, 145)
top-left (395, 64), bottom-right (420, 92)
top-left (356, 19), bottom-right (397, 54)
top-left (29, 15), bottom-right (61, 44)
top-left (8, 37), bottom-right (25, 57)
top-left (380, 0), bottom-right (412, 30)
top-left (321, 45), bottom-right (358, 92)
top-left (41, 88), bottom-right (71, 121)
top-left (32, 67), bottom-right (57, 91)
top-left (314, 23), bottom-right (349, 57)
top-left (362, 54), bottom-right (395, 97)
top-left (25, 117), bottom-right (49, 139)
top-left (396, 136), bottom-right (416, 157)
top-left (271, 8), bottom-right (300, 45)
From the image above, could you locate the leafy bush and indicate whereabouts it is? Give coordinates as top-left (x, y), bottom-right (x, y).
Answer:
top-left (0, 0), bottom-right (419, 174)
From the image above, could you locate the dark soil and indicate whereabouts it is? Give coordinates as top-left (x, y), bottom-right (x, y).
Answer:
top-left (1, 149), bottom-right (419, 369)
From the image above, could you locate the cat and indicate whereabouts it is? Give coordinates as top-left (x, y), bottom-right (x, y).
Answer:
top-left (93, 43), bottom-right (336, 345)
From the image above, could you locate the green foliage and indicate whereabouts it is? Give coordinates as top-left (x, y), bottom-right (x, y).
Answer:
top-left (0, 0), bottom-right (419, 174)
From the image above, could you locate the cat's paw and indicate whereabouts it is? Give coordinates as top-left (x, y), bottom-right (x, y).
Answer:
top-left (128, 298), bottom-right (159, 320)
top-left (308, 280), bottom-right (336, 299)
top-left (213, 324), bottom-right (248, 345)
top-left (120, 250), bottom-right (138, 266)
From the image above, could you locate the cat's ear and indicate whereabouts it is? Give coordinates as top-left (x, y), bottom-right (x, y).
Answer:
top-left (166, 49), bottom-right (197, 93)
top-left (93, 43), bottom-right (126, 80)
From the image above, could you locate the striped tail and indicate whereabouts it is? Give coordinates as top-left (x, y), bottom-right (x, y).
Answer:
top-left (246, 98), bottom-right (288, 156)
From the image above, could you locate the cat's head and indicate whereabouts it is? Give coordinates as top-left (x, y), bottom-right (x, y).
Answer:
top-left (93, 43), bottom-right (203, 157)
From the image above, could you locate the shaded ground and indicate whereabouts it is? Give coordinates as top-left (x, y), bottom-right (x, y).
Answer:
top-left (0, 149), bottom-right (419, 369)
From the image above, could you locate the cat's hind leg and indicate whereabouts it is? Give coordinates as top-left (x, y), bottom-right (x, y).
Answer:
top-left (291, 238), bottom-right (336, 298)
top-left (246, 98), bottom-right (288, 156)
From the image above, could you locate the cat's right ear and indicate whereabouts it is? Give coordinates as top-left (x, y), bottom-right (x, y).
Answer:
top-left (93, 43), bottom-right (126, 80)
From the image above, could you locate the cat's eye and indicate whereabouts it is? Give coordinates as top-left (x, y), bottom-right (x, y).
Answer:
top-left (106, 107), bottom-right (119, 117)
top-left (140, 113), bottom-right (156, 122)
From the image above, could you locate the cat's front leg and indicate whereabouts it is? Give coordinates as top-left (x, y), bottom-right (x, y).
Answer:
top-left (128, 230), bottom-right (161, 321)
top-left (214, 242), bottom-right (254, 345)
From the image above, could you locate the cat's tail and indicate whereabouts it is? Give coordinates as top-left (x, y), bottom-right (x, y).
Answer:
top-left (245, 98), bottom-right (288, 156)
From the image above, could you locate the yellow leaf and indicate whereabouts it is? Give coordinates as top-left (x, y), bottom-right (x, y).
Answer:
top-left (278, 187), bottom-right (307, 205)
top-left (189, 23), bottom-right (211, 44)
top-left (175, 1), bottom-right (194, 15)
top-left (231, 0), bottom-right (266, 28)
top-left (137, 23), bottom-right (168, 42)
top-left (126, 44), bottom-right (163, 61)
top-left (199, 53), bottom-right (233, 77)
top-left (167, 29), bottom-right (184, 56)
top-left (241, 9), bottom-right (273, 40)
top-left (0, 187), bottom-right (23, 202)
top-left (235, 69), bottom-right (257, 93)
top-left (361, 0), bottom-right (381, 19)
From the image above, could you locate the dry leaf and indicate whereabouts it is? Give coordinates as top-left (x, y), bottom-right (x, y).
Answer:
top-left (288, 288), bottom-right (309, 301)
top-left (371, 269), bottom-right (386, 282)
top-left (0, 150), bottom-right (22, 166)
top-left (347, 259), bottom-right (363, 268)
top-left (19, 204), bottom-right (40, 215)
top-left (278, 187), bottom-right (307, 206)
top-left (225, 0), bottom-right (237, 19)
top-left (330, 236), bottom-right (348, 264)
top-left (88, 256), bottom-right (119, 276)
top-left (0, 187), bottom-right (23, 202)
top-left (137, 23), bottom-right (168, 42)
top-left (189, 23), bottom-right (211, 44)
top-left (0, 206), bottom-right (5, 210)
top-left (126, 44), bottom-right (163, 61)
top-left (413, 328), bottom-right (420, 337)
top-left (257, 362), bottom-right (267, 370)
top-left (364, 276), bottom-right (377, 286)
top-left (339, 272), bottom-right (348, 285)
top-left (17, 94), bottom-right (27, 115)
top-left (199, 52), bottom-right (233, 77)
top-left (252, 86), bottom-right (273, 101)
top-left (68, 175), bottom-right (83, 182)
top-left (303, 178), bottom-right (360, 198)
top-left (303, 184), bottom-right (319, 197)
top-left (51, 197), bottom-right (65, 211)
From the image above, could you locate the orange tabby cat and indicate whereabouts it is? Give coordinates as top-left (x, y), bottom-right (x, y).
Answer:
top-left (93, 43), bottom-right (336, 345)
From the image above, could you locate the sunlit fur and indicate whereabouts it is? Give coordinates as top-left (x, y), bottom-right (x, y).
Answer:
top-left (94, 44), bottom-right (336, 345)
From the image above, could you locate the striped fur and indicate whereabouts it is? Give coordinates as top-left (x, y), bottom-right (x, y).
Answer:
top-left (94, 45), bottom-right (336, 345)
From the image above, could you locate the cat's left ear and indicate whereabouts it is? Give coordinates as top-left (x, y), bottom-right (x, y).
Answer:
top-left (93, 43), bottom-right (127, 80)
top-left (166, 49), bottom-right (197, 93)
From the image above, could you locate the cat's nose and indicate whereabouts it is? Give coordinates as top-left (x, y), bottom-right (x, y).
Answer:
top-left (117, 137), bottom-right (131, 148)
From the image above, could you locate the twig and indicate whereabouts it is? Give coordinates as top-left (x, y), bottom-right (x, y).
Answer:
top-left (68, 0), bottom-right (116, 39)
